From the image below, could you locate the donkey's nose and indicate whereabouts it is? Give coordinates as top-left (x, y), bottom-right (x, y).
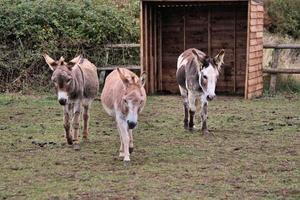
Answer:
top-left (207, 94), bottom-right (215, 101)
top-left (58, 98), bottom-right (67, 105)
top-left (127, 121), bottom-right (137, 129)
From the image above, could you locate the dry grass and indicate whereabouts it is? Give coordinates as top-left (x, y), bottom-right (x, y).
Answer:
top-left (0, 94), bottom-right (299, 199)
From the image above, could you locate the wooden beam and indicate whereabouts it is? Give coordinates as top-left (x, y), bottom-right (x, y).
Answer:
top-left (140, 1), bottom-right (144, 74)
top-left (140, 0), bottom-right (249, 2)
top-left (244, 0), bottom-right (250, 99)
top-left (98, 65), bottom-right (141, 71)
top-left (158, 10), bottom-right (163, 91)
top-left (153, 7), bottom-right (158, 91)
top-left (233, 6), bottom-right (237, 93)
top-left (263, 68), bottom-right (300, 74)
top-left (207, 7), bottom-right (211, 56)
top-left (149, 5), bottom-right (154, 93)
top-left (145, 3), bottom-right (149, 92)
top-left (183, 7), bottom-right (186, 51)
top-left (269, 49), bottom-right (280, 94)
top-left (263, 44), bottom-right (300, 49)
top-left (104, 44), bottom-right (140, 48)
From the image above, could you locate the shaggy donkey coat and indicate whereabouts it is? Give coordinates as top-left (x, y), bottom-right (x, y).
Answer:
top-left (44, 54), bottom-right (99, 148)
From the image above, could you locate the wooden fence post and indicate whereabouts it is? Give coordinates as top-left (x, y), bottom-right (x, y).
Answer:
top-left (269, 48), bottom-right (280, 94)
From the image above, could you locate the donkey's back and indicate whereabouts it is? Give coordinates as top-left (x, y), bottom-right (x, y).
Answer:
top-left (176, 48), bottom-right (206, 92)
top-left (77, 58), bottom-right (99, 101)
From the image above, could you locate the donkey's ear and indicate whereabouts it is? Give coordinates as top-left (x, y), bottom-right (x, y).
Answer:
top-left (117, 68), bottom-right (129, 87)
top-left (213, 49), bottom-right (225, 70)
top-left (43, 54), bottom-right (57, 71)
top-left (191, 49), bottom-right (202, 65)
top-left (139, 72), bottom-right (147, 87)
top-left (67, 55), bottom-right (82, 70)
top-left (69, 55), bottom-right (81, 64)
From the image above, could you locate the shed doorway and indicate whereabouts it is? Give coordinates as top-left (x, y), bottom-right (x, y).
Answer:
top-left (159, 3), bottom-right (248, 94)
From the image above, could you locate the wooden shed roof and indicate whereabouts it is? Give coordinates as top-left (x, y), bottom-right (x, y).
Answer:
top-left (141, 0), bottom-right (249, 2)
top-left (140, 0), bottom-right (263, 3)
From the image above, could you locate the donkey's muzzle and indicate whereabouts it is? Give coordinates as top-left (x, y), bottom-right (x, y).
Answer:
top-left (127, 121), bottom-right (137, 129)
top-left (206, 94), bottom-right (215, 101)
top-left (58, 98), bottom-right (67, 105)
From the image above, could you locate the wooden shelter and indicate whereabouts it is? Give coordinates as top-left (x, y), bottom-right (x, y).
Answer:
top-left (140, 0), bottom-right (264, 99)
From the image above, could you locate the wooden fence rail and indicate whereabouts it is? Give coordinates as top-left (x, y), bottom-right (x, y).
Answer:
top-left (263, 44), bottom-right (300, 49)
top-left (263, 44), bottom-right (300, 94)
top-left (98, 43), bottom-right (141, 87)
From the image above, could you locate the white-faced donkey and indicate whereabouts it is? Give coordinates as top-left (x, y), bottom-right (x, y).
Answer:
top-left (176, 48), bottom-right (225, 135)
top-left (101, 68), bottom-right (147, 164)
top-left (44, 54), bottom-right (99, 149)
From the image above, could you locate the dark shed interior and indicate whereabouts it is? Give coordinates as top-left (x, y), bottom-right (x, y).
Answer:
top-left (141, 1), bottom-right (249, 95)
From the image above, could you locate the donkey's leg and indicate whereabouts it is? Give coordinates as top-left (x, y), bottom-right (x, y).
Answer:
top-left (117, 117), bottom-right (130, 163)
top-left (118, 127), bottom-right (124, 158)
top-left (72, 101), bottom-right (81, 147)
top-left (200, 95), bottom-right (209, 135)
top-left (63, 104), bottom-right (73, 145)
top-left (188, 92), bottom-right (197, 130)
top-left (82, 104), bottom-right (90, 140)
top-left (179, 86), bottom-right (189, 129)
top-left (129, 129), bottom-right (134, 154)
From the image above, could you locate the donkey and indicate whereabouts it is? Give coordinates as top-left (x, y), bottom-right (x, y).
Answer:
top-left (176, 48), bottom-right (225, 134)
top-left (44, 54), bottom-right (99, 149)
top-left (101, 68), bottom-right (147, 164)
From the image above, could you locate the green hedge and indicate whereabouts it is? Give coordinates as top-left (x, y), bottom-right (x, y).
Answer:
top-left (0, 0), bottom-right (139, 92)
top-left (265, 0), bottom-right (300, 39)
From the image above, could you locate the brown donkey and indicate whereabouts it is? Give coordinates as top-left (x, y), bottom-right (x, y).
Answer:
top-left (176, 48), bottom-right (224, 134)
top-left (44, 54), bottom-right (99, 149)
top-left (101, 68), bottom-right (147, 164)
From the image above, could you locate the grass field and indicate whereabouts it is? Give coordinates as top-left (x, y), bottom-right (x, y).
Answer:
top-left (0, 94), bottom-right (299, 199)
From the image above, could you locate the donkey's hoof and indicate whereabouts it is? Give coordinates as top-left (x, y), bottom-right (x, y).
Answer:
top-left (119, 152), bottom-right (125, 158)
top-left (129, 147), bottom-right (134, 154)
top-left (188, 126), bottom-right (195, 132)
top-left (202, 129), bottom-right (210, 136)
top-left (123, 160), bottom-right (131, 167)
top-left (73, 144), bottom-right (81, 151)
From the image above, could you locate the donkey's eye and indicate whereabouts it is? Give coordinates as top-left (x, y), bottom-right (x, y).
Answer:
top-left (123, 99), bottom-right (128, 104)
top-left (203, 75), bottom-right (208, 80)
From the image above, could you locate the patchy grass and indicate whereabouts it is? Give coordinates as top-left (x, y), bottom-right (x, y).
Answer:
top-left (0, 94), bottom-right (299, 199)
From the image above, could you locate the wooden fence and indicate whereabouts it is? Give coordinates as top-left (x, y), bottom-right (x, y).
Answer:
top-left (98, 43), bottom-right (141, 86)
top-left (263, 44), bottom-right (300, 94)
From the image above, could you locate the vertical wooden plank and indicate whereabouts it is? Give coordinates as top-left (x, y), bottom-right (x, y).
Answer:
top-left (158, 10), bottom-right (163, 91)
top-left (244, 0), bottom-right (251, 99)
top-left (183, 7), bottom-right (186, 51)
top-left (140, 1), bottom-right (144, 75)
top-left (207, 7), bottom-right (211, 57)
top-left (270, 49), bottom-right (280, 94)
top-left (153, 7), bottom-right (157, 91)
top-left (233, 6), bottom-right (237, 93)
top-left (149, 5), bottom-right (154, 93)
top-left (144, 3), bottom-right (149, 92)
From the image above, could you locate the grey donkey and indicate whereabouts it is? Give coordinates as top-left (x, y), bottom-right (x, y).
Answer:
top-left (44, 54), bottom-right (99, 149)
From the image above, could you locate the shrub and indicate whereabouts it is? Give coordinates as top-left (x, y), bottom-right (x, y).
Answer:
top-left (0, 0), bottom-right (140, 92)
top-left (265, 0), bottom-right (300, 39)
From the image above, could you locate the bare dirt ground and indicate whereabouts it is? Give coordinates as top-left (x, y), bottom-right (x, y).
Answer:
top-left (0, 94), bottom-right (299, 199)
